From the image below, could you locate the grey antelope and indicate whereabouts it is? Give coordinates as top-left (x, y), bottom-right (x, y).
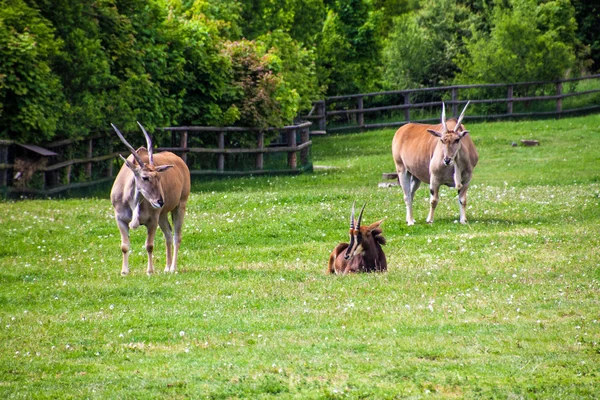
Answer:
top-left (392, 101), bottom-right (478, 225)
top-left (328, 202), bottom-right (387, 275)
top-left (110, 122), bottom-right (191, 275)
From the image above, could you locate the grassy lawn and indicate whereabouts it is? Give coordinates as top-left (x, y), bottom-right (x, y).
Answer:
top-left (1, 114), bottom-right (599, 398)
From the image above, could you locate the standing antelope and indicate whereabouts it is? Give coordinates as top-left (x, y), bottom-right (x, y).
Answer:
top-left (328, 202), bottom-right (387, 275)
top-left (110, 122), bottom-right (191, 275)
top-left (392, 102), bottom-right (478, 225)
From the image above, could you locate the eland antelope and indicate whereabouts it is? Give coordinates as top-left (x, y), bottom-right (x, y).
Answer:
top-left (328, 202), bottom-right (387, 274)
top-left (110, 122), bottom-right (191, 275)
top-left (392, 102), bottom-right (478, 225)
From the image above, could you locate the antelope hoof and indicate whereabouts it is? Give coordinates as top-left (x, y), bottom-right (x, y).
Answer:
top-left (460, 219), bottom-right (468, 224)
top-left (407, 220), bottom-right (415, 226)
top-left (121, 270), bottom-right (129, 276)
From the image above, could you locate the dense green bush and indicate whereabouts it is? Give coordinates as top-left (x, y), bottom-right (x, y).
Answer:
top-left (0, 0), bottom-right (65, 142)
top-left (383, 0), bottom-right (476, 89)
top-left (455, 0), bottom-right (577, 85)
top-left (1, 0), bottom-right (598, 145)
top-left (0, 0), bottom-right (319, 144)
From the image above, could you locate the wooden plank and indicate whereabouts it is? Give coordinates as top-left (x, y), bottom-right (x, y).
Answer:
top-left (357, 96), bottom-right (364, 128)
top-left (86, 139), bottom-right (93, 178)
top-left (217, 132), bottom-right (225, 172)
top-left (190, 168), bottom-right (307, 176)
top-left (256, 131), bottom-right (264, 170)
top-left (507, 85), bottom-right (514, 115)
top-left (287, 130), bottom-right (297, 169)
top-left (156, 141), bottom-right (312, 154)
top-left (8, 176), bottom-right (115, 196)
top-left (43, 153), bottom-right (120, 171)
top-left (161, 121), bottom-right (312, 132)
top-left (325, 74), bottom-right (600, 101)
top-left (180, 131), bottom-right (188, 163)
top-left (556, 82), bottom-right (563, 115)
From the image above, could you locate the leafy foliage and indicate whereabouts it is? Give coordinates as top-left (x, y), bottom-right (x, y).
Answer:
top-left (383, 0), bottom-right (482, 89)
top-left (316, 0), bottom-right (383, 95)
top-left (0, 0), bottom-right (65, 142)
top-left (455, 0), bottom-right (577, 84)
top-left (0, 0), bottom-right (598, 143)
top-left (0, 0), bottom-right (316, 143)
top-left (221, 39), bottom-right (299, 131)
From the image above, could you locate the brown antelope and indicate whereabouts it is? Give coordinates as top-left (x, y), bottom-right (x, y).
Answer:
top-left (110, 122), bottom-right (191, 275)
top-left (328, 202), bottom-right (387, 274)
top-left (392, 102), bottom-right (478, 225)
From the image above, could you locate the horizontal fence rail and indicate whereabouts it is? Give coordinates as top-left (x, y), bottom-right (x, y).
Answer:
top-left (303, 74), bottom-right (600, 133)
top-left (159, 122), bottom-right (312, 176)
top-left (0, 122), bottom-right (312, 198)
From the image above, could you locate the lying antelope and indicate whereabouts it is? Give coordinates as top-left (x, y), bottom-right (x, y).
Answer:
top-left (328, 202), bottom-right (387, 274)
top-left (392, 102), bottom-right (478, 225)
top-left (110, 122), bottom-right (191, 275)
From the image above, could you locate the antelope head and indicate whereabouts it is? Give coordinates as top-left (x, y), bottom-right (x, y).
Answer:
top-left (427, 101), bottom-right (470, 166)
top-left (112, 122), bottom-right (174, 209)
top-left (344, 202), bottom-right (385, 260)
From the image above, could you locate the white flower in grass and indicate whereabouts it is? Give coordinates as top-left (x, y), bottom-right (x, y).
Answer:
top-left (179, 331), bottom-right (185, 337)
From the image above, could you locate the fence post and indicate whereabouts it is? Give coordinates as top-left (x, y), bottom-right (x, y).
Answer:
top-left (507, 85), bottom-right (514, 115)
top-left (256, 131), bottom-right (264, 170)
top-left (65, 164), bottom-right (72, 185)
top-left (180, 130), bottom-right (188, 163)
top-left (0, 144), bottom-right (7, 187)
top-left (452, 87), bottom-right (459, 117)
top-left (556, 81), bottom-right (563, 117)
top-left (403, 93), bottom-right (410, 122)
top-left (300, 126), bottom-right (310, 166)
top-left (107, 144), bottom-right (113, 178)
top-left (317, 100), bottom-right (326, 132)
top-left (287, 129), bottom-right (297, 170)
top-left (86, 139), bottom-right (93, 178)
top-left (217, 131), bottom-right (225, 172)
top-left (357, 96), bottom-right (364, 130)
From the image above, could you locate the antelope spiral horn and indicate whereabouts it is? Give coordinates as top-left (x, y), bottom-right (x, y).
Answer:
top-left (441, 102), bottom-right (448, 132)
top-left (112, 123), bottom-right (145, 167)
top-left (356, 202), bottom-right (366, 229)
top-left (137, 121), bottom-right (154, 166)
top-left (456, 100), bottom-right (471, 130)
top-left (350, 200), bottom-right (356, 228)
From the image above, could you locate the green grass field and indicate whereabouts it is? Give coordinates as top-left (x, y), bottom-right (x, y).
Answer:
top-left (1, 115), bottom-right (599, 398)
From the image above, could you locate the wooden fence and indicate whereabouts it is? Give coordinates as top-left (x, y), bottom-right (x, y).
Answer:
top-left (0, 122), bottom-right (312, 198)
top-left (304, 74), bottom-right (600, 133)
top-left (159, 122), bottom-right (312, 176)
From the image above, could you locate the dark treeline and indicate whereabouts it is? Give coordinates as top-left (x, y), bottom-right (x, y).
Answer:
top-left (0, 0), bottom-right (598, 143)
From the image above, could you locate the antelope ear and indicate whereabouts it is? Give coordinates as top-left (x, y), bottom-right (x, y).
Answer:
top-left (119, 154), bottom-right (137, 171)
top-left (458, 130), bottom-right (470, 138)
top-left (155, 164), bottom-right (174, 172)
top-left (368, 219), bottom-right (385, 232)
top-left (427, 129), bottom-right (442, 138)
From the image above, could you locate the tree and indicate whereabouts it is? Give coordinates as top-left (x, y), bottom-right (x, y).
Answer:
top-left (571, 0), bottom-right (599, 72)
top-left (383, 0), bottom-right (477, 89)
top-left (239, 0), bottom-right (326, 45)
top-left (455, 0), bottom-right (577, 84)
top-left (316, 0), bottom-right (382, 95)
top-left (0, 0), bottom-right (65, 142)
